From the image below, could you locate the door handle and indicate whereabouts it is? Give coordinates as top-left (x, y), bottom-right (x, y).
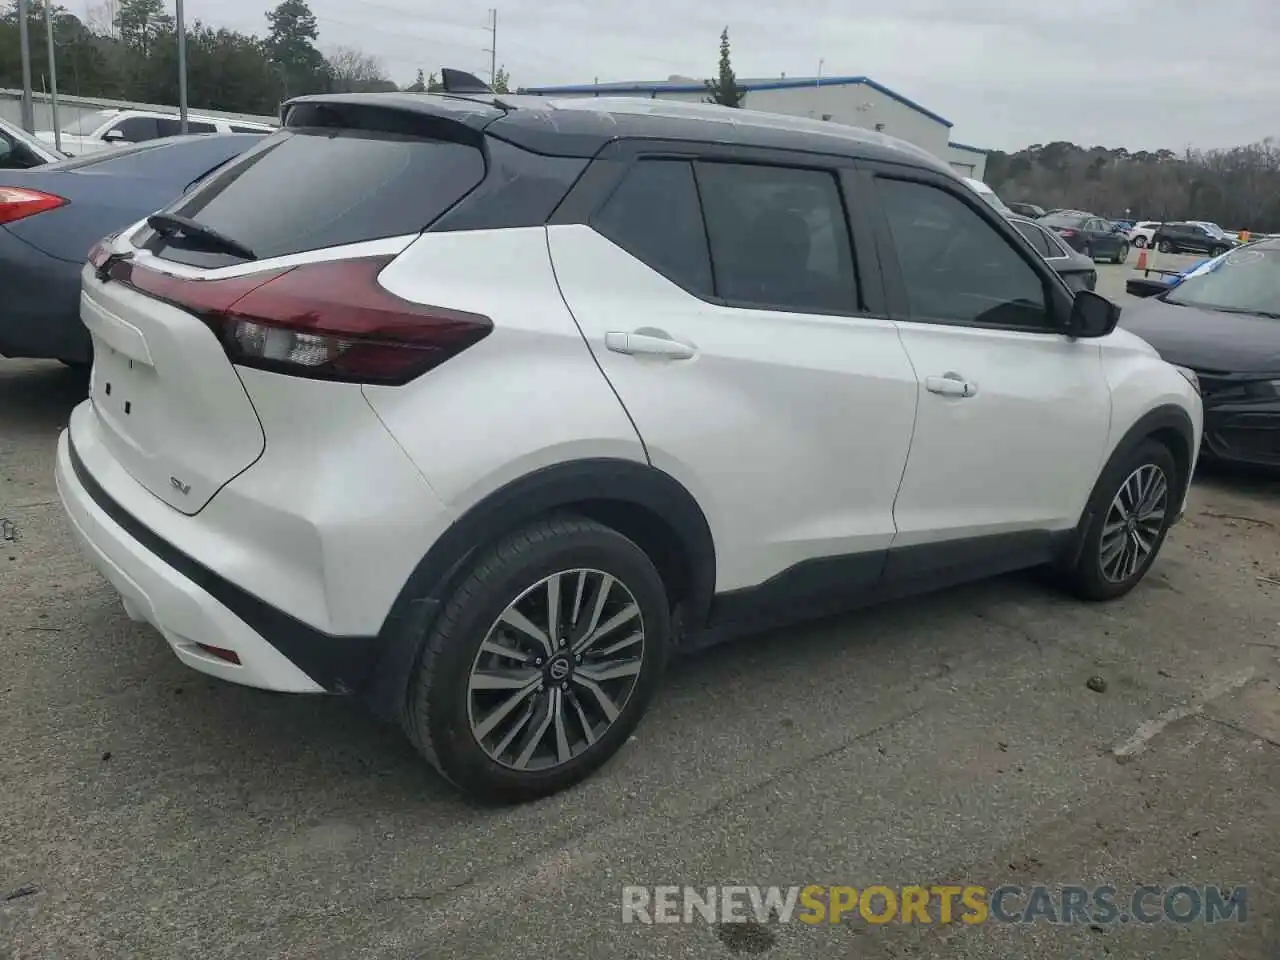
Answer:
top-left (925, 373), bottom-right (978, 398)
top-left (604, 330), bottom-right (696, 360)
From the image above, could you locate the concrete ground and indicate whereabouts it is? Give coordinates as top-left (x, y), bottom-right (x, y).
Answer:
top-left (3, 256), bottom-right (1278, 959)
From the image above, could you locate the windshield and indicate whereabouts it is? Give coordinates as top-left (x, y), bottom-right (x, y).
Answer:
top-left (60, 110), bottom-right (117, 136)
top-left (1163, 243), bottom-right (1280, 315)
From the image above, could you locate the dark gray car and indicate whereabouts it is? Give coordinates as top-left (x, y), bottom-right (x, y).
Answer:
top-left (1008, 214), bottom-right (1098, 292)
top-left (0, 133), bottom-right (263, 365)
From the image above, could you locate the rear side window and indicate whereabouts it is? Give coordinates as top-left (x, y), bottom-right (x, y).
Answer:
top-left (592, 159), bottom-right (713, 297)
top-left (153, 127), bottom-right (485, 265)
top-left (109, 116), bottom-right (160, 142)
top-left (695, 162), bottom-right (858, 314)
top-left (1013, 220), bottom-right (1053, 257)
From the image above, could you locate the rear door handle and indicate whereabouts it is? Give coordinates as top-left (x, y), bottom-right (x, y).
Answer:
top-left (925, 373), bottom-right (978, 398)
top-left (604, 330), bottom-right (696, 360)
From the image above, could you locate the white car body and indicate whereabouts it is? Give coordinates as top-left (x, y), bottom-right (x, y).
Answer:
top-left (37, 109), bottom-right (275, 156)
top-left (1128, 221), bottom-right (1162, 247)
top-left (54, 93), bottom-right (1203, 799)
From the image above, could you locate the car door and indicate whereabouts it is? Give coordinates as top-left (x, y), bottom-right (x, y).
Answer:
top-left (860, 165), bottom-right (1112, 567)
top-left (1081, 218), bottom-right (1112, 257)
top-left (547, 145), bottom-right (920, 597)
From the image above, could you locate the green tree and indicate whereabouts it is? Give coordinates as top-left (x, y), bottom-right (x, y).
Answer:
top-left (492, 65), bottom-right (510, 94)
top-left (704, 27), bottom-right (744, 108)
top-left (406, 67), bottom-right (425, 92)
top-left (115, 0), bottom-right (170, 54)
top-left (265, 0), bottom-right (328, 98)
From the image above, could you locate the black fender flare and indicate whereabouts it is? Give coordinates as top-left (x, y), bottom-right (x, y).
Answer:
top-left (365, 458), bottom-right (716, 718)
top-left (1059, 402), bottom-right (1196, 569)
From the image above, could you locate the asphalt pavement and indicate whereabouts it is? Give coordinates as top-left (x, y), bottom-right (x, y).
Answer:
top-left (3, 256), bottom-right (1278, 959)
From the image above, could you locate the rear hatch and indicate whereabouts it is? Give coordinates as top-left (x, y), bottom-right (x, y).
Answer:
top-left (79, 97), bottom-right (492, 514)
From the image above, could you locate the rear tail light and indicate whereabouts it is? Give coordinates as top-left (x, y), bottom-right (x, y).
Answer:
top-left (1057, 229), bottom-right (1077, 238)
top-left (0, 187), bottom-right (67, 225)
top-left (101, 254), bottom-right (492, 385)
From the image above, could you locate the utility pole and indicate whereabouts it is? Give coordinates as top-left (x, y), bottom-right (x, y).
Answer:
top-left (175, 0), bottom-right (188, 132)
top-left (17, 0), bottom-right (34, 132)
top-left (485, 8), bottom-right (497, 88)
top-left (43, 0), bottom-right (61, 152)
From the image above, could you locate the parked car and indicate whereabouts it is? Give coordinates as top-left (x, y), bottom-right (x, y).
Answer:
top-left (1120, 239), bottom-right (1279, 466)
top-left (36, 109), bottom-right (274, 156)
top-left (1007, 201), bottom-right (1045, 219)
top-left (960, 176), bottom-right (1015, 216)
top-left (1038, 211), bottom-right (1130, 263)
top-left (0, 133), bottom-right (265, 365)
top-left (1128, 221), bottom-right (1162, 248)
top-left (0, 116), bottom-right (64, 168)
top-left (1151, 222), bottom-right (1238, 257)
top-left (56, 91), bottom-right (1201, 802)
top-left (1008, 214), bottom-right (1098, 291)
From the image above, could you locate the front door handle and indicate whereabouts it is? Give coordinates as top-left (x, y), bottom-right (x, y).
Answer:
top-left (925, 373), bottom-right (978, 398)
top-left (604, 330), bottom-right (696, 360)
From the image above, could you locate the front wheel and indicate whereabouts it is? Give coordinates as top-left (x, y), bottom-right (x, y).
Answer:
top-left (1210, 246), bottom-right (1227, 257)
top-left (1057, 439), bottom-right (1179, 601)
top-left (1113, 243), bottom-right (1129, 264)
top-left (1133, 236), bottom-right (1148, 248)
top-left (401, 515), bottom-right (670, 802)
top-left (1157, 240), bottom-right (1173, 253)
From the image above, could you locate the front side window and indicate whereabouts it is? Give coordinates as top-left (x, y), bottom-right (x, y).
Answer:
top-left (877, 177), bottom-right (1050, 329)
top-left (109, 116), bottom-right (161, 142)
top-left (61, 109), bottom-right (116, 137)
top-left (591, 159), bottom-right (713, 298)
top-left (695, 161), bottom-right (858, 314)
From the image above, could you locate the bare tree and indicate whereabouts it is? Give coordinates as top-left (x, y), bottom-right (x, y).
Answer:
top-left (325, 45), bottom-right (390, 93)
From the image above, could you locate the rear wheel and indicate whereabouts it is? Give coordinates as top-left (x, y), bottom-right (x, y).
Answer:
top-left (1133, 236), bottom-right (1148, 248)
top-left (1113, 243), bottom-right (1129, 264)
top-left (1157, 240), bottom-right (1173, 253)
top-left (1058, 439), bottom-right (1179, 601)
top-left (401, 515), bottom-right (670, 802)
top-left (1211, 245), bottom-right (1227, 257)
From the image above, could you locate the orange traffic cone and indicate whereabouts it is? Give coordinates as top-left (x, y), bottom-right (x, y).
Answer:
top-left (1136, 247), bottom-right (1148, 271)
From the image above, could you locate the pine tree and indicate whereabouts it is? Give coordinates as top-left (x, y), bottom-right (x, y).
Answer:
top-left (704, 27), bottom-right (745, 108)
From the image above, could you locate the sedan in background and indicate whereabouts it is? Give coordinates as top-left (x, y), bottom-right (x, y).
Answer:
top-left (1009, 214), bottom-right (1098, 291)
top-left (1152, 222), bottom-right (1237, 257)
top-left (0, 116), bottom-right (64, 169)
top-left (1121, 240), bottom-right (1280, 466)
top-left (1038, 211), bottom-right (1130, 263)
top-left (0, 133), bottom-right (264, 365)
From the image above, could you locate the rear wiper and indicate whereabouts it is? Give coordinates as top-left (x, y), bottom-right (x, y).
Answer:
top-left (146, 212), bottom-right (257, 261)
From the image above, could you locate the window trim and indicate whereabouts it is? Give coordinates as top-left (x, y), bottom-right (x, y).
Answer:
top-left (857, 160), bottom-right (1073, 335)
top-left (570, 137), bottom-right (885, 322)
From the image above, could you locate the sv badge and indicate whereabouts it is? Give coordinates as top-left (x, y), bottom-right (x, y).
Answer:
top-left (170, 476), bottom-right (192, 496)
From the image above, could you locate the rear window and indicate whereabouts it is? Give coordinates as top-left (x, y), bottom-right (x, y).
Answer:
top-left (1040, 212), bottom-right (1087, 229)
top-left (150, 124), bottom-right (485, 266)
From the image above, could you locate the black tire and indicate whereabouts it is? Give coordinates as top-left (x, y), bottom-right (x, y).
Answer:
top-left (401, 515), bottom-right (671, 803)
top-left (1113, 243), bottom-right (1129, 264)
top-left (1157, 240), bottom-right (1173, 254)
top-left (1133, 236), bottom-right (1148, 248)
top-left (1210, 246), bottom-right (1227, 257)
top-left (1084, 243), bottom-right (1095, 261)
top-left (1057, 439), bottom-right (1180, 601)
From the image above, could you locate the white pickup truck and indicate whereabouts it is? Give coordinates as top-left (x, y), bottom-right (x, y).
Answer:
top-left (37, 108), bottom-right (274, 156)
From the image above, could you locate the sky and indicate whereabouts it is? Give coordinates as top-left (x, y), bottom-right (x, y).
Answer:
top-left (182, 0), bottom-right (1279, 153)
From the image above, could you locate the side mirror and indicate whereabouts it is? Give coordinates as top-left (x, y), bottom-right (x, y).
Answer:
top-left (1066, 290), bottom-right (1121, 338)
top-left (102, 128), bottom-right (124, 141)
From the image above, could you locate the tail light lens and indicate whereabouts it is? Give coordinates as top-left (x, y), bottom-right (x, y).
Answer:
top-left (0, 187), bottom-right (68, 225)
top-left (101, 254), bottom-right (493, 385)
top-left (1057, 229), bottom-right (1077, 238)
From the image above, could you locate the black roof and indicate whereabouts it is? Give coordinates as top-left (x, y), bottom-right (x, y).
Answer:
top-left (281, 91), bottom-right (954, 173)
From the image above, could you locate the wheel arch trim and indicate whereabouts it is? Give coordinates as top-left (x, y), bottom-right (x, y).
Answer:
top-left (366, 457), bottom-right (717, 718)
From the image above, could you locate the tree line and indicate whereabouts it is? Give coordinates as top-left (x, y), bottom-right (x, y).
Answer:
top-left (986, 139), bottom-right (1280, 232)
top-left (0, 0), bottom-right (509, 118)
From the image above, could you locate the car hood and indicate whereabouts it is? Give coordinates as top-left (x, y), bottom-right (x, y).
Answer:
top-left (1120, 297), bottom-right (1280, 372)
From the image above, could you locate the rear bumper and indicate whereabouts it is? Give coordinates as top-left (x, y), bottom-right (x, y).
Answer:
top-left (56, 430), bottom-right (385, 693)
top-left (0, 228), bottom-right (91, 363)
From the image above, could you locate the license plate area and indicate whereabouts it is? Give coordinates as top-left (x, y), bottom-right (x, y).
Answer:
top-left (91, 338), bottom-right (160, 457)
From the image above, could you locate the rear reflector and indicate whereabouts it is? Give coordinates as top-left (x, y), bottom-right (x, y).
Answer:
top-left (100, 254), bottom-right (493, 385)
top-left (196, 643), bottom-right (242, 665)
top-left (0, 187), bottom-right (67, 225)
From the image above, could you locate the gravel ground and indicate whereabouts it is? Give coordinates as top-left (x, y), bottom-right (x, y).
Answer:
top-left (3, 255), bottom-right (1277, 959)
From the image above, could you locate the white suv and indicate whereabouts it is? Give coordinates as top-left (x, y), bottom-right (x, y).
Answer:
top-left (56, 93), bottom-right (1203, 802)
top-left (38, 109), bottom-right (274, 156)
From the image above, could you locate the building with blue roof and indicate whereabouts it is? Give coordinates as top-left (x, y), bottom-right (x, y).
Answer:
top-left (522, 74), bottom-right (988, 180)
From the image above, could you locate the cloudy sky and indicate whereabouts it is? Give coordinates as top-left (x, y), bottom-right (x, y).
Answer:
top-left (190, 0), bottom-right (1277, 153)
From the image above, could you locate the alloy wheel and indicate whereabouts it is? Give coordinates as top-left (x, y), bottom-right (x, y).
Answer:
top-left (1099, 463), bottom-right (1168, 583)
top-left (467, 568), bottom-right (646, 771)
